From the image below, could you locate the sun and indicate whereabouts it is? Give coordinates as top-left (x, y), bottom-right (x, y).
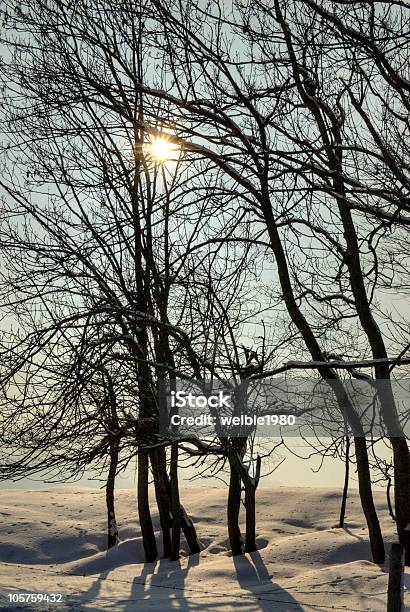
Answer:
top-left (145, 136), bottom-right (179, 163)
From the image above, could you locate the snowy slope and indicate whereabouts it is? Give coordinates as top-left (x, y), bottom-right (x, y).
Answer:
top-left (0, 486), bottom-right (407, 611)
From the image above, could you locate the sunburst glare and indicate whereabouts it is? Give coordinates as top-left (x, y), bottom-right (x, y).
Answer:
top-left (145, 136), bottom-right (179, 163)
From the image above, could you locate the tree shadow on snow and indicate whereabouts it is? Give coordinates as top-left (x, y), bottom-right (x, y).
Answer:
top-left (66, 546), bottom-right (301, 610)
top-left (233, 550), bottom-right (302, 611)
top-left (121, 553), bottom-right (200, 611)
top-left (62, 569), bottom-right (110, 611)
top-left (120, 549), bottom-right (302, 611)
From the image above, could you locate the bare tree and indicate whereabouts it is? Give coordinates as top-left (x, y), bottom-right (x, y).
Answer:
top-left (2, 0), bottom-right (410, 567)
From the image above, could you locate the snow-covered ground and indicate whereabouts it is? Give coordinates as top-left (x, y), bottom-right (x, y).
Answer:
top-left (0, 486), bottom-right (407, 610)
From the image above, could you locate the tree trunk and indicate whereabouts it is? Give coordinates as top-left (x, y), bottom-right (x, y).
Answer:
top-left (354, 437), bottom-right (385, 564)
top-left (137, 452), bottom-right (158, 562)
top-left (260, 199), bottom-right (385, 563)
top-left (227, 456), bottom-right (243, 556)
top-left (244, 485), bottom-right (256, 552)
top-left (150, 448), bottom-right (172, 557)
top-left (170, 442), bottom-right (181, 561)
top-left (392, 437), bottom-right (410, 564)
top-left (339, 435), bottom-right (350, 528)
top-left (180, 503), bottom-right (200, 554)
top-left (387, 543), bottom-right (404, 612)
top-left (153, 446), bottom-right (200, 555)
top-left (106, 440), bottom-right (119, 549)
